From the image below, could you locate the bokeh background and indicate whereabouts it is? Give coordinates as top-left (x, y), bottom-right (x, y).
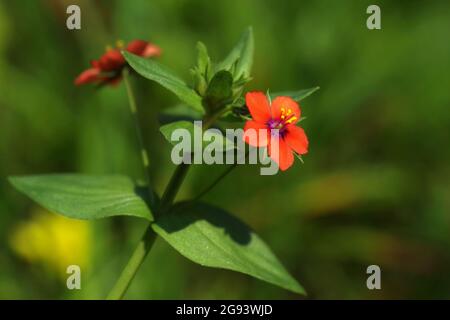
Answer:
top-left (1, 0), bottom-right (449, 299)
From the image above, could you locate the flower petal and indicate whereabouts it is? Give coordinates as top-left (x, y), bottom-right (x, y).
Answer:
top-left (90, 60), bottom-right (100, 68)
top-left (243, 120), bottom-right (269, 147)
top-left (127, 40), bottom-right (161, 58)
top-left (268, 135), bottom-right (294, 171)
top-left (74, 68), bottom-right (101, 85)
top-left (245, 91), bottom-right (272, 123)
top-left (98, 49), bottom-right (125, 71)
top-left (271, 96), bottom-right (301, 123)
top-left (284, 125), bottom-right (308, 155)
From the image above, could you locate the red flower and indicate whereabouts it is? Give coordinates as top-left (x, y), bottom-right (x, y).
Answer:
top-left (75, 40), bottom-right (161, 86)
top-left (243, 91), bottom-right (308, 171)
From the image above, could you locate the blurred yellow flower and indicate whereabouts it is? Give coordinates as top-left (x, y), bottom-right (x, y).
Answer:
top-left (9, 208), bottom-right (91, 280)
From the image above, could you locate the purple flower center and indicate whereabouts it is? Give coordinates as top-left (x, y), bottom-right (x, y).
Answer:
top-left (267, 119), bottom-right (286, 138)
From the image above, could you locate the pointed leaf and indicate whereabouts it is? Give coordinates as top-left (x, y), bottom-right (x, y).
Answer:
top-left (9, 174), bottom-right (153, 221)
top-left (270, 86), bottom-right (320, 102)
top-left (152, 202), bottom-right (305, 295)
top-left (196, 41), bottom-right (211, 77)
top-left (217, 27), bottom-right (254, 79)
top-left (123, 51), bottom-right (204, 113)
top-left (160, 120), bottom-right (235, 152)
top-left (203, 70), bottom-right (233, 110)
top-left (159, 104), bottom-right (203, 125)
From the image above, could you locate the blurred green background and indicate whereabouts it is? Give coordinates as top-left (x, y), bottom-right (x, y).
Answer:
top-left (1, 0), bottom-right (449, 299)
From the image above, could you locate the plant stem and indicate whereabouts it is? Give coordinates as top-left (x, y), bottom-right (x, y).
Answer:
top-left (106, 226), bottom-right (157, 300)
top-left (193, 164), bottom-right (237, 201)
top-left (158, 163), bottom-right (191, 216)
top-left (193, 147), bottom-right (250, 201)
top-left (107, 107), bottom-right (223, 299)
top-left (123, 68), bottom-right (155, 207)
top-left (106, 162), bottom-right (191, 299)
top-left (107, 69), bottom-right (161, 300)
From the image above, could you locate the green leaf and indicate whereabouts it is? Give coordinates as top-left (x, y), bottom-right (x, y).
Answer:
top-left (152, 202), bottom-right (305, 295)
top-left (9, 174), bottom-right (153, 221)
top-left (190, 69), bottom-right (208, 97)
top-left (217, 27), bottom-right (254, 79)
top-left (218, 112), bottom-right (246, 123)
top-left (159, 104), bottom-right (203, 125)
top-left (270, 86), bottom-right (320, 102)
top-left (196, 41), bottom-right (211, 78)
top-left (203, 70), bottom-right (233, 110)
top-left (160, 120), bottom-right (234, 152)
top-left (190, 42), bottom-right (211, 96)
top-left (123, 51), bottom-right (204, 113)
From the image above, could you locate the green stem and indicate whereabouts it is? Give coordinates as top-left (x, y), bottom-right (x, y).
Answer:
top-left (158, 163), bottom-right (191, 216)
top-left (106, 109), bottom-right (220, 299)
top-left (106, 162), bottom-right (191, 299)
top-left (106, 70), bottom-right (161, 300)
top-left (193, 149), bottom-right (249, 201)
top-left (106, 227), bottom-right (157, 300)
top-left (123, 69), bottom-right (155, 207)
top-left (193, 164), bottom-right (237, 201)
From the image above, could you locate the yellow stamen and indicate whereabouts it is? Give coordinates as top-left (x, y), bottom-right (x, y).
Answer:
top-left (116, 40), bottom-right (125, 48)
top-left (285, 116), bottom-right (298, 124)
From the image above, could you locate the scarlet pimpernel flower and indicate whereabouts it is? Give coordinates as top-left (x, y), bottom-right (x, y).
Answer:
top-left (243, 91), bottom-right (308, 171)
top-left (75, 40), bottom-right (161, 86)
